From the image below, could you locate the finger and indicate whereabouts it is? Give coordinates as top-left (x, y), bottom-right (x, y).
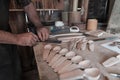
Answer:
top-left (27, 33), bottom-right (38, 46)
top-left (38, 32), bottom-right (43, 41)
top-left (41, 31), bottom-right (46, 41)
top-left (42, 30), bottom-right (48, 40)
top-left (45, 32), bottom-right (49, 40)
top-left (26, 40), bottom-right (33, 46)
top-left (42, 29), bottom-right (49, 41)
top-left (30, 39), bottom-right (37, 46)
top-left (37, 28), bottom-right (49, 41)
top-left (44, 29), bottom-right (49, 40)
top-left (32, 33), bottom-right (39, 42)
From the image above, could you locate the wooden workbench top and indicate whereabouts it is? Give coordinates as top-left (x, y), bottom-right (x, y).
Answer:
top-left (33, 40), bottom-right (120, 80)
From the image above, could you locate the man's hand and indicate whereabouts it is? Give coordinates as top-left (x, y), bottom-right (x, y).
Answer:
top-left (15, 32), bottom-right (39, 46)
top-left (37, 27), bottom-right (49, 41)
top-left (24, 3), bottom-right (49, 41)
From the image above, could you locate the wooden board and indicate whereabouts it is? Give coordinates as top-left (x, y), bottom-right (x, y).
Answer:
top-left (33, 41), bottom-right (120, 80)
top-left (33, 43), bottom-right (59, 80)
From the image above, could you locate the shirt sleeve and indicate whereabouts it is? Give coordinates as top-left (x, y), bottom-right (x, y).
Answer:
top-left (17, 0), bottom-right (32, 7)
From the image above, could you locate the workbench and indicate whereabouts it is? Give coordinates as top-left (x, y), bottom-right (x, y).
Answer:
top-left (33, 36), bottom-right (120, 80)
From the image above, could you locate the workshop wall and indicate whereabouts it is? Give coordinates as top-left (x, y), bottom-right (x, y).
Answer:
top-left (88, 0), bottom-right (109, 22)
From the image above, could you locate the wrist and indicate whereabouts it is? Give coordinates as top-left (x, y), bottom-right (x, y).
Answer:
top-left (34, 22), bottom-right (43, 28)
top-left (13, 34), bottom-right (21, 45)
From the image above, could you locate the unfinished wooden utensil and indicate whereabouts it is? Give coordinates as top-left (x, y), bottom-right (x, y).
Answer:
top-left (84, 68), bottom-right (100, 80)
top-left (65, 51), bottom-right (76, 59)
top-left (54, 60), bottom-right (72, 72)
top-left (78, 60), bottom-right (91, 69)
top-left (58, 60), bottom-right (91, 74)
top-left (55, 51), bottom-right (76, 70)
top-left (77, 38), bottom-right (87, 50)
top-left (69, 39), bottom-right (76, 51)
top-left (81, 39), bottom-right (87, 51)
top-left (48, 54), bottom-right (61, 66)
top-left (59, 48), bottom-right (69, 56)
top-left (88, 40), bottom-right (94, 52)
top-left (43, 44), bottom-right (53, 60)
top-left (102, 57), bottom-right (120, 67)
top-left (116, 54), bottom-right (120, 59)
top-left (49, 48), bottom-right (69, 66)
top-left (69, 38), bottom-right (82, 50)
top-left (71, 55), bottom-right (83, 64)
top-left (106, 64), bottom-right (120, 74)
top-left (57, 61), bottom-right (72, 73)
top-left (58, 63), bottom-right (83, 74)
top-left (52, 56), bottom-right (67, 68)
top-left (72, 39), bottom-right (82, 50)
top-left (46, 46), bottom-right (61, 63)
top-left (59, 69), bottom-right (84, 80)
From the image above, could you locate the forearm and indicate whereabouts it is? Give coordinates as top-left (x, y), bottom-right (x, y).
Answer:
top-left (24, 3), bottom-right (43, 28)
top-left (23, 2), bottom-right (49, 41)
top-left (0, 30), bottom-right (40, 46)
top-left (0, 30), bottom-right (17, 44)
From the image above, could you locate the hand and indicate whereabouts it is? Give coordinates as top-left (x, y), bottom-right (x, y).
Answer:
top-left (37, 27), bottom-right (49, 41)
top-left (15, 32), bottom-right (39, 46)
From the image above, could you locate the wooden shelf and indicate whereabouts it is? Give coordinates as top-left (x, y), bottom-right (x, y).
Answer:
top-left (9, 9), bottom-right (60, 12)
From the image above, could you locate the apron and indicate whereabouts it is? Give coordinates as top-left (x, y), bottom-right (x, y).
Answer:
top-left (0, 0), bottom-right (21, 80)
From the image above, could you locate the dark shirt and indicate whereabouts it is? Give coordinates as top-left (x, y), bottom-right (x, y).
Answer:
top-left (0, 0), bottom-right (31, 31)
top-left (0, 1), bottom-right (33, 79)
top-left (0, 0), bottom-right (10, 30)
top-left (0, 0), bottom-right (31, 76)
top-left (17, 0), bottom-right (31, 7)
